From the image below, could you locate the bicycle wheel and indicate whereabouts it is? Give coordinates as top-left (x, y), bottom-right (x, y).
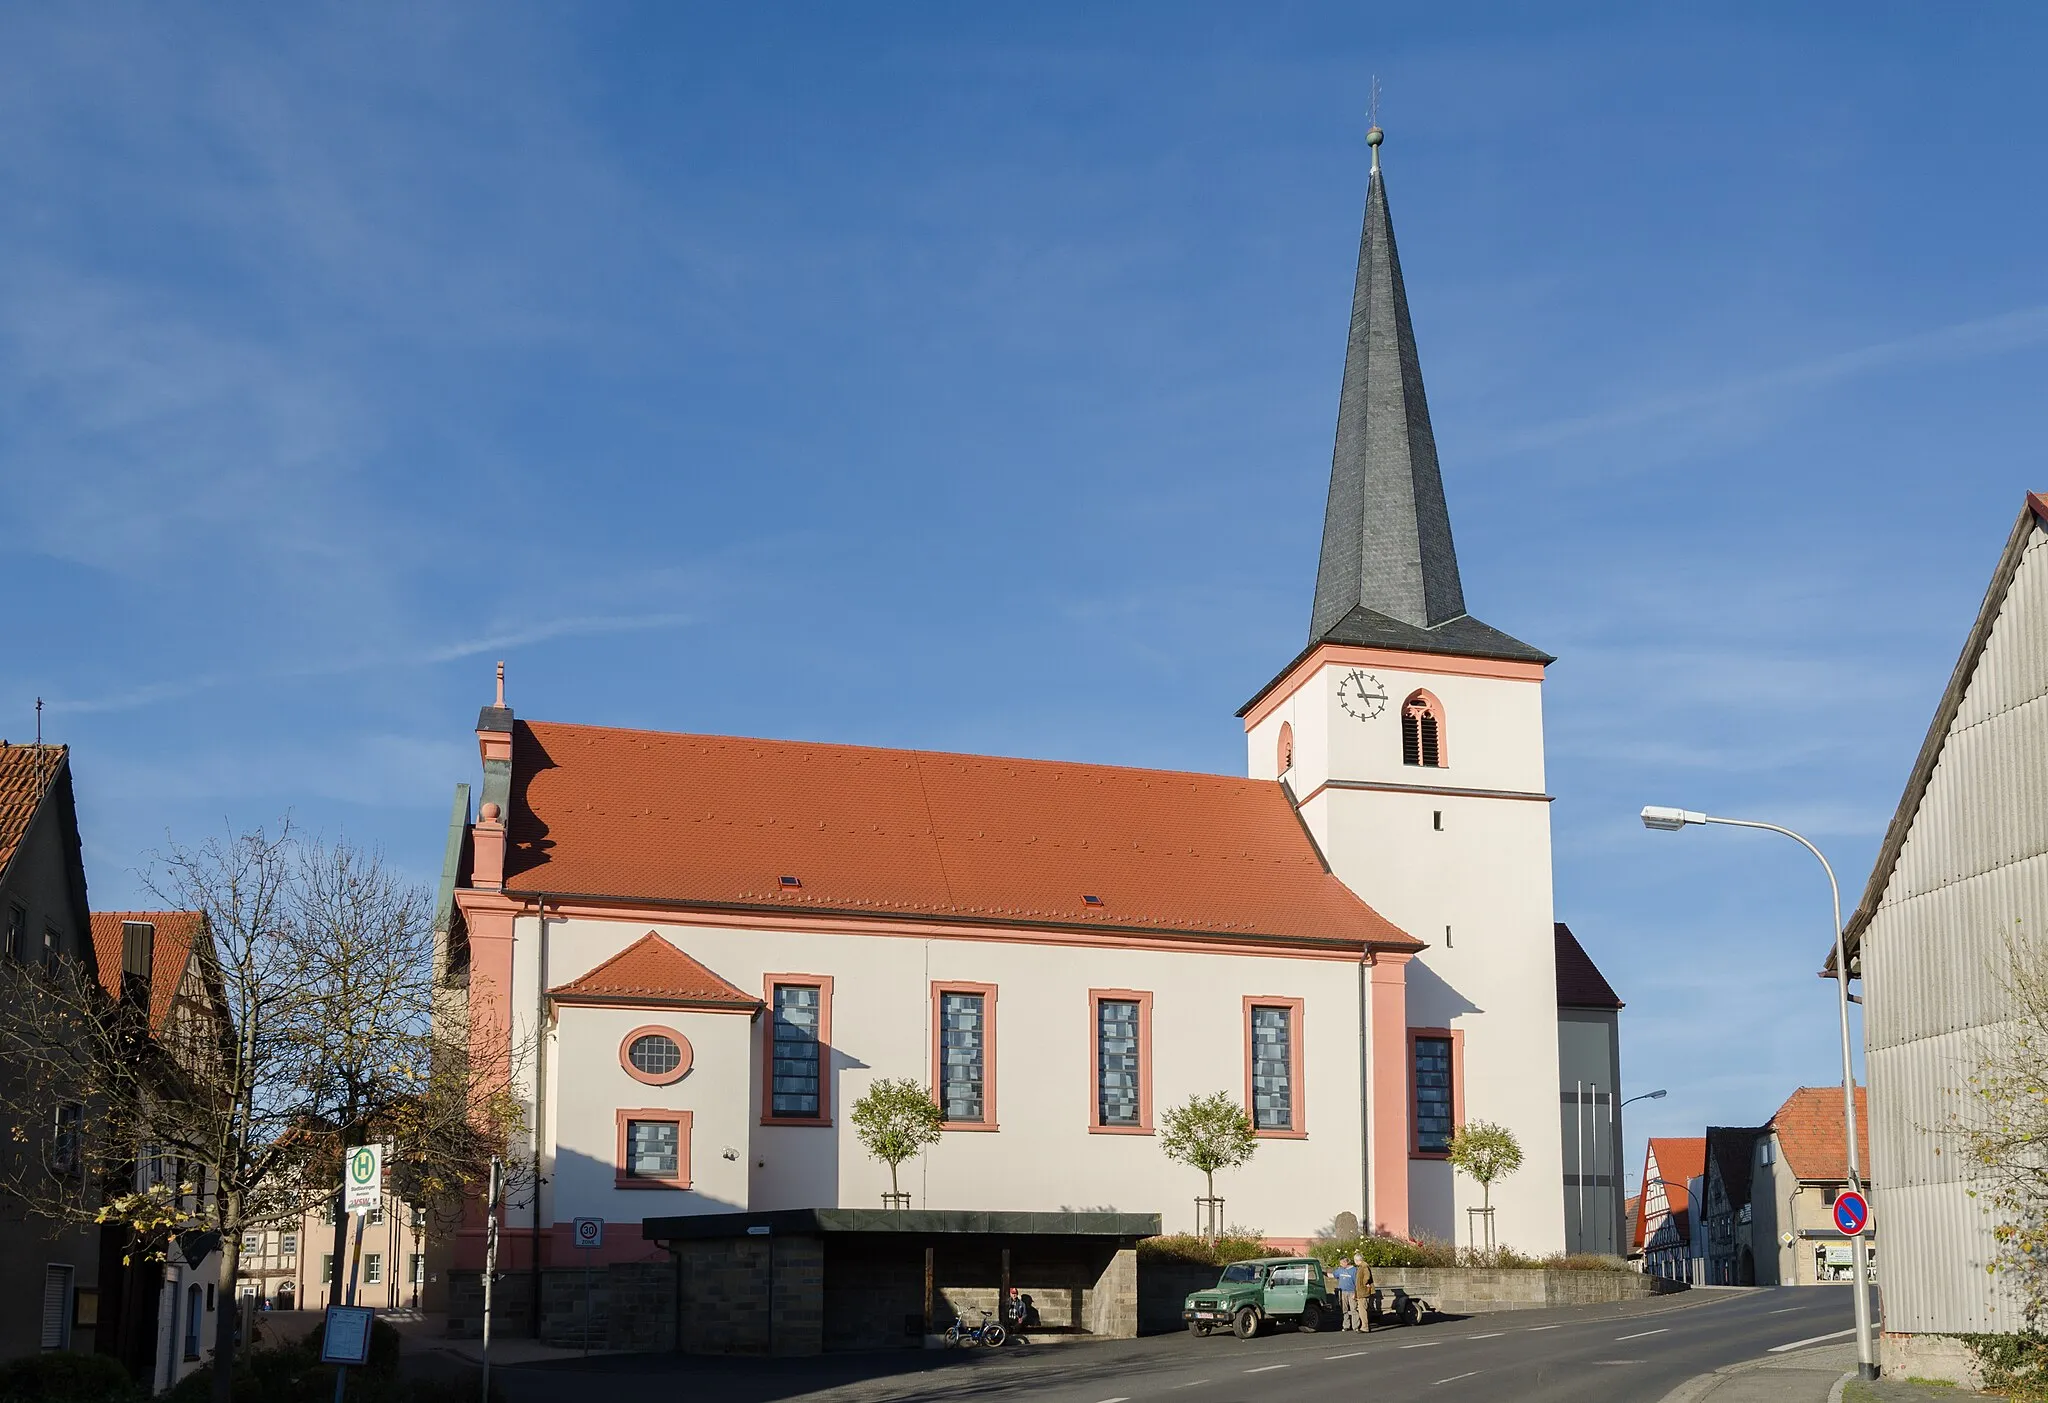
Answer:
top-left (981, 1323), bottom-right (1008, 1347)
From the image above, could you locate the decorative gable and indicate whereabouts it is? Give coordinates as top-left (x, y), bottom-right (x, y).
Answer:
top-left (548, 933), bottom-right (760, 1013)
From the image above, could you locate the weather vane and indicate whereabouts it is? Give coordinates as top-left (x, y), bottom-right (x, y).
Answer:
top-left (1367, 75), bottom-right (1384, 172)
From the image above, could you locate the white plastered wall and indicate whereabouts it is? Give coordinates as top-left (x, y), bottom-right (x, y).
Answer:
top-left (512, 912), bottom-right (1368, 1241)
top-left (1247, 659), bottom-right (1567, 1253)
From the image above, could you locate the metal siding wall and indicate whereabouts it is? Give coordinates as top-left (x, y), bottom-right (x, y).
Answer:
top-left (1864, 531), bottom-right (2048, 1335)
top-left (1875, 528), bottom-right (2048, 1335)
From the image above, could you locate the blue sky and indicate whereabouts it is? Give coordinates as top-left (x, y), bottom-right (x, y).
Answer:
top-left (6, 5), bottom-right (2045, 1194)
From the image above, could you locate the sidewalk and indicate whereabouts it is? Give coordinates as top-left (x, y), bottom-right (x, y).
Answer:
top-left (1659, 1343), bottom-right (1991, 1403)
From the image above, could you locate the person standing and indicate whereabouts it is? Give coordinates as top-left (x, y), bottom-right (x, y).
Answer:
top-left (1334, 1256), bottom-right (1360, 1331)
top-left (1357, 1256), bottom-right (1375, 1332)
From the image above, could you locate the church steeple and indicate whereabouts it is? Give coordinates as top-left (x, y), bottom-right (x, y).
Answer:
top-left (1303, 131), bottom-right (1546, 664)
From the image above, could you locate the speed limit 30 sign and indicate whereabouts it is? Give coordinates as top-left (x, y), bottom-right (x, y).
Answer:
top-left (572, 1216), bottom-right (604, 1250)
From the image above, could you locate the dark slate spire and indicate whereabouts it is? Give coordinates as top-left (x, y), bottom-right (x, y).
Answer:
top-left (1301, 132), bottom-right (1546, 666)
top-left (1310, 133), bottom-right (1464, 639)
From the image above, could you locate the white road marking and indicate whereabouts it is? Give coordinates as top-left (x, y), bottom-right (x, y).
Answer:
top-left (1400, 1340), bottom-right (1442, 1349)
top-left (1525, 1324), bottom-right (1561, 1331)
top-left (1172, 1381), bottom-right (1210, 1389)
top-left (1465, 1332), bottom-right (1504, 1339)
top-left (1326, 1351), bottom-right (1369, 1360)
top-left (1433, 1371), bottom-right (1481, 1386)
top-left (1094, 1397), bottom-right (1129, 1402)
top-left (1768, 1307), bottom-right (1803, 1314)
top-left (1616, 1328), bottom-right (1670, 1341)
top-left (1244, 1363), bottom-right (1290, 1373)
top-left (1768, 1327), bottom-right (1858, 1353)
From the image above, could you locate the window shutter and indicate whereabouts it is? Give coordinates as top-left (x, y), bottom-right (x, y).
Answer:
top-left (41, 1264), bottom-right (73, 1349)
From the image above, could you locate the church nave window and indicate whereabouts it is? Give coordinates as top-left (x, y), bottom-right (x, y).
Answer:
top-left (1401, 691), bottom-right (1445, 768)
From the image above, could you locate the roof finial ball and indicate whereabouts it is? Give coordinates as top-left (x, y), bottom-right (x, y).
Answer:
top-left (1366, 124), bottom-right (1383, 174)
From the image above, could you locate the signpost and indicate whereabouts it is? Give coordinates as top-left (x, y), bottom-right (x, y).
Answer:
top-left (344, 1144), bottom-right (383, 1215)
top-left (320, 1304), bottom-right (375, 1365)
top-left (1833, 1190), bottom-right (1870, 1238)
top-left (573, 1218), bottom-right (603, 1356)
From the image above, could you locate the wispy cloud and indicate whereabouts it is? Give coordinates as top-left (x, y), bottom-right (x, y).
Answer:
top-left (49, 611), bottom-right (692, 715)
top-left (1478, 303), bottom-right (2048, 456)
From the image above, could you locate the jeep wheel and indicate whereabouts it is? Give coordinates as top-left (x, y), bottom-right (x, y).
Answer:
top-left (1401, 1297), bottom-right (1426, 1327)
top-left (1298, 1300), bottom-right (1328, 1333)
top-left (1188, 1322), bottom-right (1212, 1338)
top-left (1232, 1305), bottom-right (1261, 1340)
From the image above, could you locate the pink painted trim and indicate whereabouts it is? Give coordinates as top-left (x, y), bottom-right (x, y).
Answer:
top-left (618, 1025), bottom-right (693, 1086)
top-left (761, 973), bottom-right (835, 1126)
top-left (1242, 644), bottom-right (1545, 732)
top-left (931, 981), bottom-right (999, 1130)
top-left (1243, 995), bottom-right (1307, 1140)
top-left (540, 1222), bottom-right (678, 1265)
top-left (470, 813), bottom-right (507, 892)
top-left (1408, 1026), bottom-right (1465, 1160)
top-left (615, 1108), bottom-right (692, 1189)
top-left (1368, 953), bottom-right (1411, 1237)
top-left (460, 893), bottom-right (1384, 962)
top-left (1088, 989), bottom-right (1154, 1134)
top-left (1400, 688), bottom-right (1449, 769)
top-left (462, 895), bottom-right (519, 1102)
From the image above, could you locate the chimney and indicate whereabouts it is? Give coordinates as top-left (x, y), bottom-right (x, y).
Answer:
top-left (120, 920), bottom-right (155, 1012)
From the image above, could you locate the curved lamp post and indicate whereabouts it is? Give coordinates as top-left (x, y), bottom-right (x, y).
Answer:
top-left (1640, 806), bottom-right (1876, 1381)
top-left (1622, 1089), bottom-right (1668, 1109)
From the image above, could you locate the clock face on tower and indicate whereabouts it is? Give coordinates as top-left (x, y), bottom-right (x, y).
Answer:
top-left (1337, 668), bottom-right (1389, 721)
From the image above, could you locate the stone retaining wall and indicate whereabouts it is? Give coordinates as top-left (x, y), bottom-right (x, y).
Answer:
top-left (1136, 1260), bottom-right (1680, 1334)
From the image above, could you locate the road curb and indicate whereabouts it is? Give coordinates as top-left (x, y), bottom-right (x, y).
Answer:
top-left (1653, 1350), bottom-right (1817, 1403)
top-left (1825, 1371), bottom-right (1855, 1403)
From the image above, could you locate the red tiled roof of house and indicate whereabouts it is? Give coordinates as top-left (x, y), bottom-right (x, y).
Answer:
top-left (549, 932), bottom-right (759, 1009)
top-left (1639, 1136), bottom-right (1707, 1249)
top-left (1625, 1194), bottom-right (1643, 1251)
top-left (500, 721), bottom-right (1421, 952)
top-left (1769, 1085), bottom-right (1870, 1183)
top-left (89, 912), bottom-right (206, 1033)
top-left (0, 743), bottom-right (65, 883)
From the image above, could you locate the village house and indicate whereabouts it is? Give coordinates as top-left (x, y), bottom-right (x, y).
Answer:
top-left (1748, 1085), bottom-right (1873, 1286)
top-left (1635, 1137), bottom-right (1705, 1282)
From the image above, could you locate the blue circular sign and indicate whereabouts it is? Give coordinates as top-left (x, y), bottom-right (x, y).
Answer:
top-left (1833, 1190), bottom-right (1870, 1236)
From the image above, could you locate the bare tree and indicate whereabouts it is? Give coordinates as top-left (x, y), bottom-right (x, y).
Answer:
top-left (0, 823), bottom-right (521, 1403)
top-left (1957, 923), bottom-right (2048, 1326)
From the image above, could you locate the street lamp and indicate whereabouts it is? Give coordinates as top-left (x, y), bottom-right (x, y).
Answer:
top-left (1622, 1089), bottom-right (1667, 1108)
top-left (1640, 805), bottom-right (1877, 1381)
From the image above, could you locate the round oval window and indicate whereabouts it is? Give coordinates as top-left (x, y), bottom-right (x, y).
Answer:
top-left (629, 1034), bottom-right (682, 1077)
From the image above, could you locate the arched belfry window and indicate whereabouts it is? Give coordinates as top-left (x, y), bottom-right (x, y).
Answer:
top-left (1402, 691), bottom-right (1445, 768)
top-left (1277, 721), bottom-right (1294, 775)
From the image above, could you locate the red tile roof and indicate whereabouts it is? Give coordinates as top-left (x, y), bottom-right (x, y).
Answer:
top-left (549, 932), bottom-right (759, 1010)
top-left (0, 743), bottom-right (65, 883)
top-left (1638, 1136), bottom-right (1707, 1248)
top-left (1555, 923), bottom-right (1623, 1009)
top-left (89, 912), bottom-right (206, 1033)
top-left (501, 721), bottom-right (1420, 952)
top-left (1769, 1085), bottom-right (1870, 1183)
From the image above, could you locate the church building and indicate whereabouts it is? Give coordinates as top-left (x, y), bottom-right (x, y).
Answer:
top-left (440, 133), bottom-right (1605, 1272)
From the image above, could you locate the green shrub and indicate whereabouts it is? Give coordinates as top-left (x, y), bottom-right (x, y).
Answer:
top-left (163, 1319), bottom-right (405, 1403)
top-left (1138, 1229), bottom-right (1272, 1267)
top-left (1308, 1235), bottom-right (1456, 1268)
top-left (1957, 1333), bottom-right (2048, 1401)
top-left (0, 1351), bottom-right (143, 1403)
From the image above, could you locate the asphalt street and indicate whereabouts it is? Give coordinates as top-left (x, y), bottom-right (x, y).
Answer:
top-left (503, 1285), bottom-right (1869, 1403)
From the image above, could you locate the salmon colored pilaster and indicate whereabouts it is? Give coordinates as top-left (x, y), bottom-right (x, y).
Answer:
top-left (471, 809), bottom-right (506, 891)
top-left (1368, 952), bottom-right (1412, 1237)
top-left (454, 889), bottom-right (520, 1100)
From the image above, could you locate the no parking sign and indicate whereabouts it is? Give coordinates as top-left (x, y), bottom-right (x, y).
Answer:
top-left (1832, 1190), bottom-right (1870, 1237)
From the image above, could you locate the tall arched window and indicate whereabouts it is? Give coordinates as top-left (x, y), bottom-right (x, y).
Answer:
top-left (1402, 691), bottom-right (1445, 768)
top-left (1276, 721), bottom-right (1294, 775)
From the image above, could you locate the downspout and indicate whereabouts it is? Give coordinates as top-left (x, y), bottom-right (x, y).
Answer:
top-left (1358, 953), bottom-right (1372, 1235)
top-left (530, 899), bottom-right (549, 1337)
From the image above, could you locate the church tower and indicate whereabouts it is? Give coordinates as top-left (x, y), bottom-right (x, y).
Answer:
top-left (1240, 129), bottom-right (1566, 1250)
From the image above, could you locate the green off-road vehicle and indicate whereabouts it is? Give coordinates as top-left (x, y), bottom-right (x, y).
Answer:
top-left (1181, 1257), bottom-right (1338, 1339)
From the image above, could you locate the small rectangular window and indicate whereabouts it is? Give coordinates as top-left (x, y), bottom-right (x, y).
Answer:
top-left (937, 991), bottom-right (987, 1123)
top-left (5, 904), bottom-right (24, 962)
top-left (241, 1232), bottom-right (262, 1256)
top-left (369, 1203), bottom-right (384, 1225)
top-left (771, 984), bottom-right (823, 1118)
top-left (363, 1254), bottom-right (382, 1285)
top-left (52, 1104), bottom-right (82, 1175)
top-left (281, 1233), bottom-right (297, 1258)
top-left (409, 1253), bottom-right (425, 1285)
top-left (322, 1255), bottom-right (335, 1284)
top-left (41, 1264), bottom-right (73, 1349)
top-left (1413, 1036), bottom-right (1454, 1155)
top-left (1097, 998), bottom-right (1143, 1128)
top-left (627, 1119), bottom-right (679, 1179)
top-left (1249, 1005), bottom-right (1295, 1131)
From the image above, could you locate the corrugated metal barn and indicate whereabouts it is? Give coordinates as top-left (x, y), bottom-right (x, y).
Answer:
top-left (1844, 493), bottom-right (2048, 1377)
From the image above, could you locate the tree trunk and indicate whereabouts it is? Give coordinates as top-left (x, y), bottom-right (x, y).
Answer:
top-left (889, 1158), bottom-right (900, 1198)
top-left (210, 1188), bottom-right (244, 1403)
